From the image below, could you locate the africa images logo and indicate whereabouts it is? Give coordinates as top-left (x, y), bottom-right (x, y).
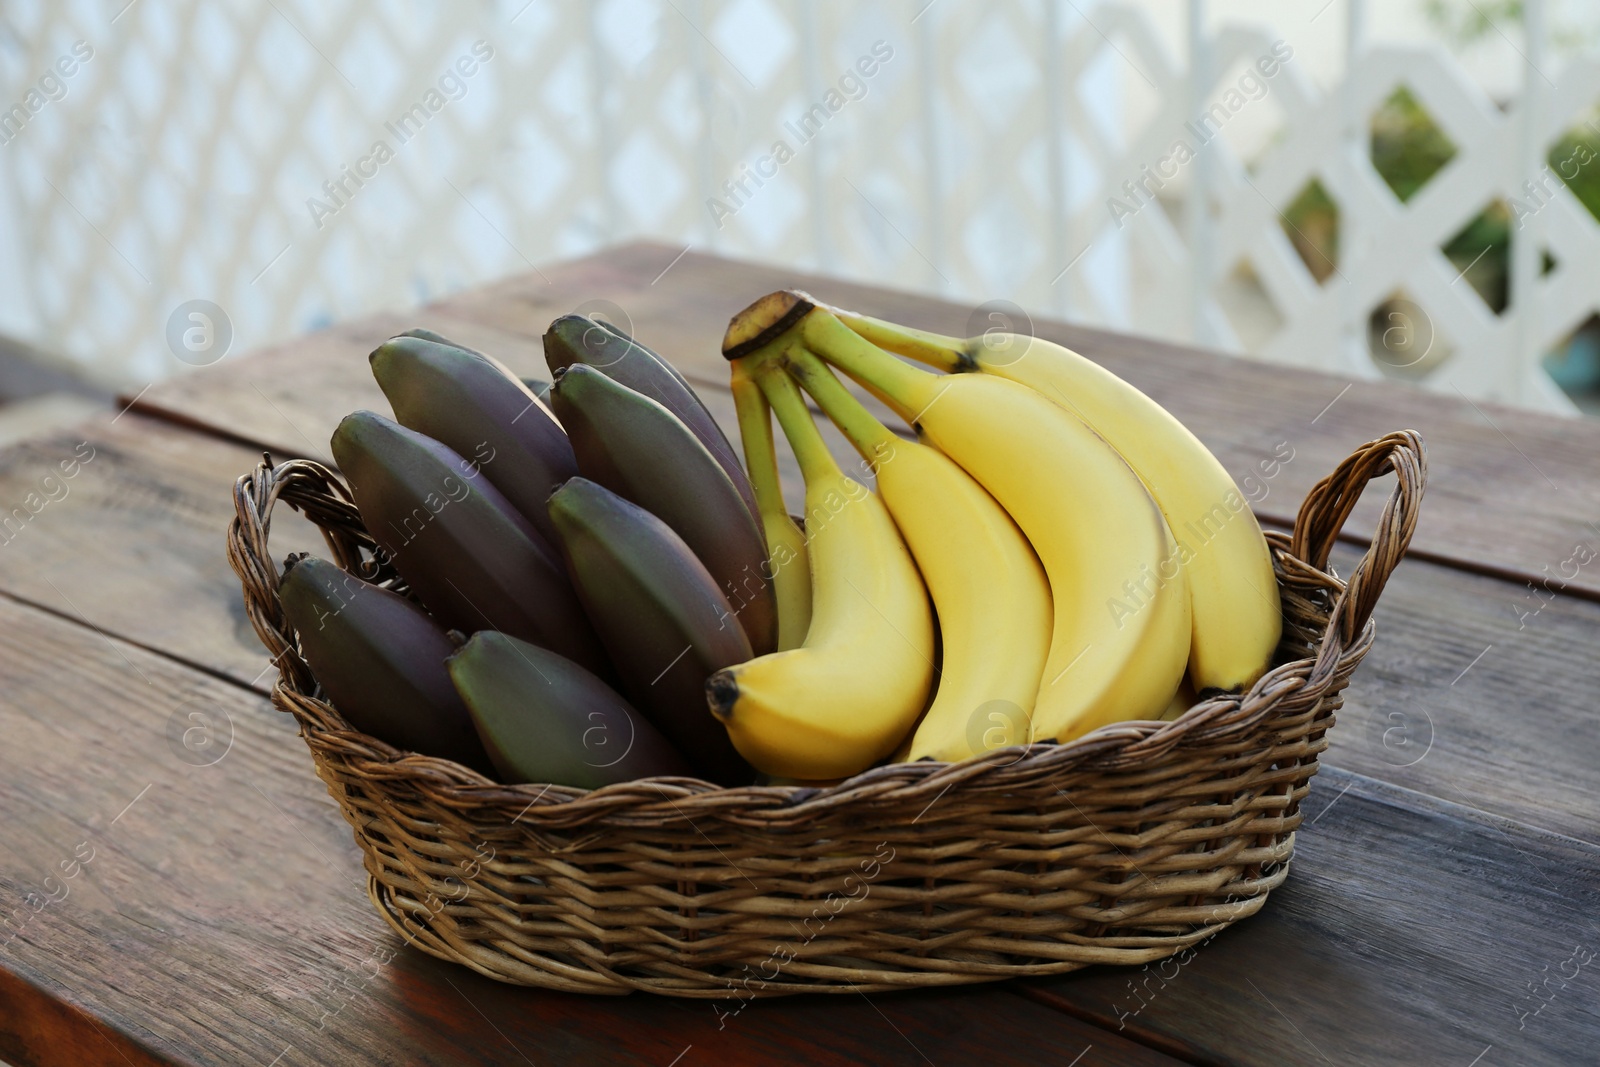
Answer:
top-left (305, 41), bottom-right (495, 229)
top-left (0, 41), bottom-right (94, 147)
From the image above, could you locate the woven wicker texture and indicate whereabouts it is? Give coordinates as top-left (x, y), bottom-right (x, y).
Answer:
top-left (227, 430), bottom-right (1425, 997)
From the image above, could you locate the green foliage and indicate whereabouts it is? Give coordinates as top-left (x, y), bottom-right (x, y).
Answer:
top-left (1546, 124), bottom-right (1600, 221)
top-left (1422, 0), bottom-right (1595, 52)
top-left (1280, 180), bottom-right (1338, 283)
top-left (1371, 87), bottom-right (1457, 203)
top-left (1421, 0), bottom-right (1521, 46)
top-left (1442, 203), bottom-right (1509, 313)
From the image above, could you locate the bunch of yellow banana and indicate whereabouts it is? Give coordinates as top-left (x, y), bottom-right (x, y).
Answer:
top-left (713, 291), bottom-right (1280, 778)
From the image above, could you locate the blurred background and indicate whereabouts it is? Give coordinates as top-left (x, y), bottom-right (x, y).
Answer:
top-left (2, 0), bottom-right (1599, 444)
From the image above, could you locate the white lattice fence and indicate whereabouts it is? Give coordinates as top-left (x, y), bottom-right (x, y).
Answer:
top-left (0, 0), bottom-right (1594, 412)
top-left (1225, 41), bottom-right (1600, 411)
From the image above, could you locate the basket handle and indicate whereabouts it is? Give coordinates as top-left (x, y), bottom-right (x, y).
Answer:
top-left (227, 454), bottom-right (394, 696)
top-left (1289, 429), bottom-right (1427, 644)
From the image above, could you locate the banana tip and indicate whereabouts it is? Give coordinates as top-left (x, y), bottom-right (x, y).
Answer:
top-left (705, 671), bottom-right (739, 721)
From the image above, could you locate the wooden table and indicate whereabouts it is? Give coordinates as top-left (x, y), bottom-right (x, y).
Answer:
top-left (2, 243), bottom-right (1597, 1066)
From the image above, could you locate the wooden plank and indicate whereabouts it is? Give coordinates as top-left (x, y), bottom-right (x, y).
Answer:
top-left (0, 414), bottom-right (325, 688)
top-left (124, 248), bottom-right (685, 468)
top-left (133, 241), bottom-right (1600, 602)
top-left (0, 594), bottom-right (1183, 1067)
top-left (1021, 770), bottom-right (1600, 1067)
top-left (1320, 539), bottom-right (1600, 848)
top-left (0, 970), bottom-right (170, 1067)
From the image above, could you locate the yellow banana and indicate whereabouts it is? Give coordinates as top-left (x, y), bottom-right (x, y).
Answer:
top-left (835, 307), bottom-right (1279, 692)
top-left (781, 346), bottom-right (1052, 762)
top-left (757, 300), bottom-right (1188, 742)
top-left (1160, 676), bottom-right (1200, 721)
top-left (729, 359), bottom-right (811, 651)
top-left (706, 353), bottom-right (934, 779)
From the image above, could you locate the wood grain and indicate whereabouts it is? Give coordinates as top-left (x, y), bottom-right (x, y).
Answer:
top-left (0, 414), bottom-right (325, 687)
top-left (1320, 539), bottom-right (1600, 848)
top-left (0, 593), bottom-right (1182, 1067)
top-left (1023, 769), bottom-right (1600, 1067)
top-left (0, 969), bottom-right (170, 1067)
top-left (133, 241), bottom-right (1600, 603)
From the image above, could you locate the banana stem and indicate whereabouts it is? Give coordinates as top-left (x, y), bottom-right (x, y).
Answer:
top-left (753, 352), bottom-right (842, 486)
top-left (729, 360), bottom-right (791, 526)
top-left (782, 347), bottom-right (899, 472)
top-left (797, 309), bottom-right (941, 422)
top-left (833, 309), bottom-right (969, 372)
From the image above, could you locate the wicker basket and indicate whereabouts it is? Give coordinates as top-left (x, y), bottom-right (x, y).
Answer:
top-left (227, 429), bottom-right (1425, 997)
